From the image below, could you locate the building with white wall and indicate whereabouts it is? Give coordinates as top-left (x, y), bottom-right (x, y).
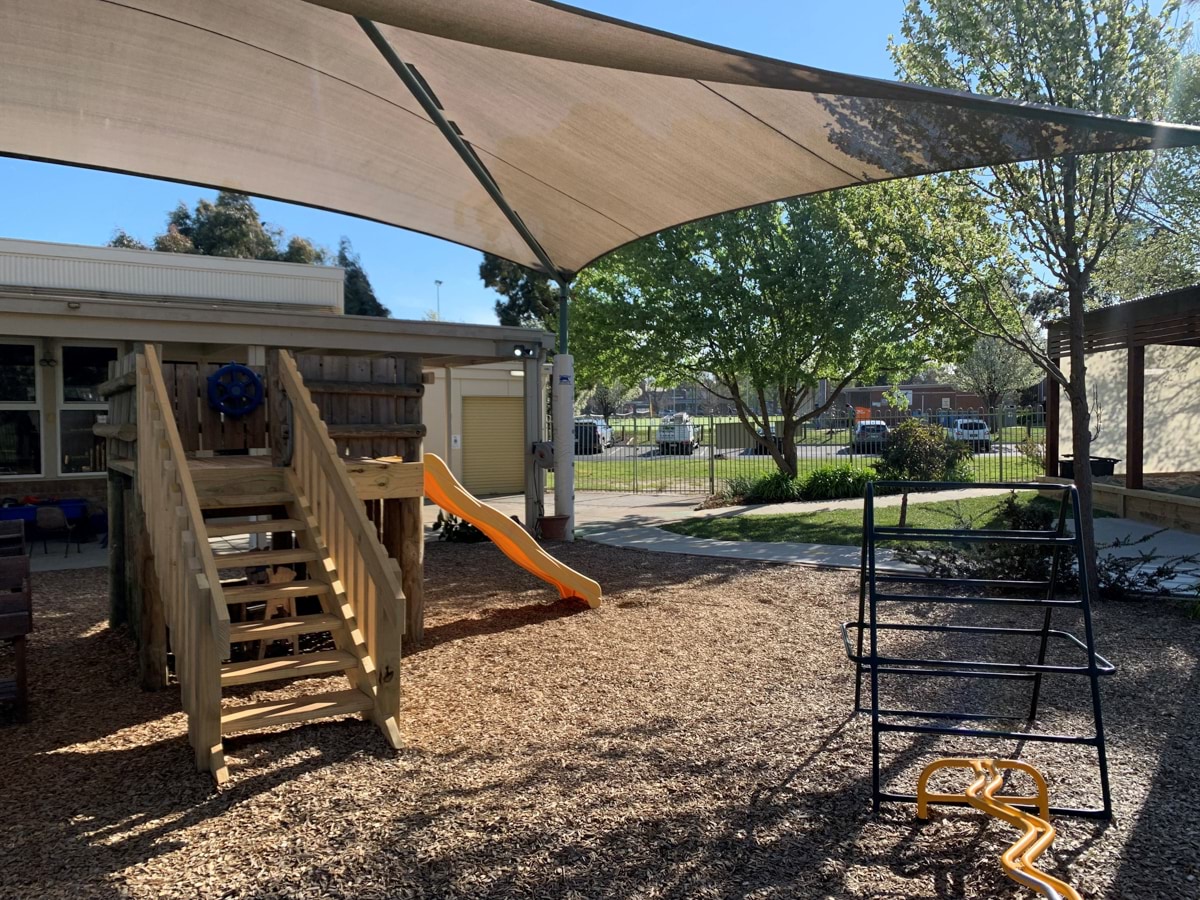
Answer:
top-left (424, 362), bottom-right (545, 496)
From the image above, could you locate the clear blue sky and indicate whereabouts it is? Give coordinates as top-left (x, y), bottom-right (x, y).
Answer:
top-left (0, 2), bottom-right (907, 323)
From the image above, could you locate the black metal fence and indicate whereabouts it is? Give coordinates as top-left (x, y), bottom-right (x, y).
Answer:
top-left (557, 408), bottom-right (1047, 495)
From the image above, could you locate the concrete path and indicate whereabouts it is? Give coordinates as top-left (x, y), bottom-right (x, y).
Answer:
top-left (33, 488), bottom-right (1197, 580)
top-left (28, 541), bottom-right (108, 573)
top-left (460, 489), bottom-right (1200, 581)
top-left (580, 523), bottom-right (917, 572)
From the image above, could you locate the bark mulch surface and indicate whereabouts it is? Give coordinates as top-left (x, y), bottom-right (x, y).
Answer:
top-left (0, 543), bottom-right (1197, 899)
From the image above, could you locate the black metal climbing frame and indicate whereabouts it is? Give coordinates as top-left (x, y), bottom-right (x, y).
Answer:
top-left (841, 481), bottom-right (1115, 819)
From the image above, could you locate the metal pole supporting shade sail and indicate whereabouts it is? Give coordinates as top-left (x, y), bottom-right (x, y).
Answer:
top-left (2, 0), bottom-right (1199, 279)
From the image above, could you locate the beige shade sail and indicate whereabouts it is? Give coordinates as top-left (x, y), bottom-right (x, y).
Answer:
top-left (2, 0), bottom-right (1199, 276)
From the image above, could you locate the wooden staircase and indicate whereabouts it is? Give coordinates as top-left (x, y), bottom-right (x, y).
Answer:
top-left (195, 467), bottom-right (378, 739)
top-left (136, 345), bottom-right (405, 783)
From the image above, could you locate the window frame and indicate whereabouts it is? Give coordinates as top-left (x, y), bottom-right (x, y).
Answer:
top-left (56, 341), bottom-right (119, 478)
top-left (0, 339), bottom-right (44, 480)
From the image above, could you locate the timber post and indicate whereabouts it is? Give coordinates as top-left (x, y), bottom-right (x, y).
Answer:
top-left (399, 356), bottom-right (425, 646)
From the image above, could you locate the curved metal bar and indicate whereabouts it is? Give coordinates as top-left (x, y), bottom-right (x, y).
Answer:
top-left (917, 757), bottom-right (1080, 900)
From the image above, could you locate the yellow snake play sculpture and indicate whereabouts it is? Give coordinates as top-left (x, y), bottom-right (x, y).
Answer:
top-left (917, 758), bottom-right (1081, 900)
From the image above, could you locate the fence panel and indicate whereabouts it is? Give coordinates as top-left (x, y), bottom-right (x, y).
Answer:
top-left (559, 408), bottom-right (1046, 496)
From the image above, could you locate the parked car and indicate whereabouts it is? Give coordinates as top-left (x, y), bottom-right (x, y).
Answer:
top-left (950, 418), bottom-right (992, 452)
top-left (657, 412), bottom-right (699, 455)
top-left (574, 420), bottom-right (605, 455)
top-left (575, 416), bottom-right (613, 448)
top-left (852, 420), bottom-right (890, 454)
top-left (748, 427), bottom-right (784, 456)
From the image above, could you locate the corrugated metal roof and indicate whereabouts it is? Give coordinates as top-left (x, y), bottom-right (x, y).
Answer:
top-left (0, 237), bottom-right (344, 311)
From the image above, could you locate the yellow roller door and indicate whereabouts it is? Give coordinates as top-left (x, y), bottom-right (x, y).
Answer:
top-left (461, 396), bottom-right (525, 495)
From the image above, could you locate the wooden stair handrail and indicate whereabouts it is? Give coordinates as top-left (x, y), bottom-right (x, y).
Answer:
top-left (140, 344), bottom-right (231, 647)
top-left (274, 349), bottom-right (405, 735)
top-left (276, 351), bottom-right (405, 610)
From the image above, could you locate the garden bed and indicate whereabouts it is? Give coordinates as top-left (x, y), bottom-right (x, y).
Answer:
top-left (0, 546), bottom-right (1196, 898)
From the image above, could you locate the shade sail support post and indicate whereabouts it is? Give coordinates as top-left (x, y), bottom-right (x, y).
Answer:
top-left (557, 279), bottom-right (570, 354)
top-left (551, 278), bottom-right (574, 535)
top-left (354, 16), bottom-right (568, 284)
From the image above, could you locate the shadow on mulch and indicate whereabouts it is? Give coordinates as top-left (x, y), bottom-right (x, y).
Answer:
top-left (413, 598), bottom-right (587, 654)
top-left (1108, 640), bottom-right (1200, 897)
top-left (424, 538), bottom-right (753, 599)
top-left (4, 726), bottom-right (395, 898)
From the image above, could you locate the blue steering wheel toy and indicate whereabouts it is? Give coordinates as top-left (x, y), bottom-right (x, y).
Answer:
top-left (206, 362), bottom-right (264, 418)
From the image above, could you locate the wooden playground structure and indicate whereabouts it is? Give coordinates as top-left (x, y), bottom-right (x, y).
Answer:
top-left (105, 341), bottom-right (461, 783)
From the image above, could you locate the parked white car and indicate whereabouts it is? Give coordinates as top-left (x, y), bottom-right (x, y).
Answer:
top-left (657, 412), bottom-right (699, 455)
top-left (950, 418), bottom-right (992, 452)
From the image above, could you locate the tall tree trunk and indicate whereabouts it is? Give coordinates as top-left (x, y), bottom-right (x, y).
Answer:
top-left (1067, 287), bottom-right (1100, 599)
top-left (1062, 156), bottom-right (1100, 597)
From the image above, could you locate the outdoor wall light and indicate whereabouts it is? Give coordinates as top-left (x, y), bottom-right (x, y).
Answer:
top-left (38, 356), bottom-right (57, 367)
top-left (512, 344), bottom-right (537, 358)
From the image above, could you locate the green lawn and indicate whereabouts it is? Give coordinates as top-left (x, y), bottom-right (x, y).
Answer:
top-left (661, 491), bottom-right (1080, 545)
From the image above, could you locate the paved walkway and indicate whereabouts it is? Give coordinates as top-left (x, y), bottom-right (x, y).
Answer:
top-left (461, 488), bottom-right (1200, 579)
top-left (579, 523), bottom-right (917, 572)
top-left (30, 489), bottom-right (1200, 581)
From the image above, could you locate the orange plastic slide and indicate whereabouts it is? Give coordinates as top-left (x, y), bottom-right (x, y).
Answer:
top-left (423, 453), bottom-right (601, 608)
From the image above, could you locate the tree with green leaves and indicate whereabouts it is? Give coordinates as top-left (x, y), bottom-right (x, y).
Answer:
top-left (1093, 52), bottom-right (1200, 298)
top-left (336, 238), bottom-right (389, 317)
top-left (480, 252), bottom-right (556, 331)
top-left (572, 179), bottom-right (1004, 477)
top-left (577, 381), bottom-right (639, 423)
top-left (111, 192), bottom-right (388, 316)
top-left (892, 0), bottom-right (1189, 586)
top-left (952, 335), bottom-right (1044, 412)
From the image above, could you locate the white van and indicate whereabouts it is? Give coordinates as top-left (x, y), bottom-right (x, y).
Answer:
top-left (657, 412), bottom-right (699, 455)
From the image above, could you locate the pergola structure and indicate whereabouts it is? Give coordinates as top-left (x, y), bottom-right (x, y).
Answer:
top-left (1046, 286), bottom-right (1200, 490)
top-left (4, 0), bottom-right (1200, 530)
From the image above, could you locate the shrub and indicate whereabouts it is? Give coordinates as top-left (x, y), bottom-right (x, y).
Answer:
top-left (723, 474), bottom-right (757, 500)
top-left (895, 492), bottom-right (1200, 600)
top-left (799, 465), bottom-right (874, 501)
top-left (875, 419), bottom-right (972, 483)
top-left (746, 470), bottom-right (804, 504)
top-left (1015, 434), bottom-right (1046, 471)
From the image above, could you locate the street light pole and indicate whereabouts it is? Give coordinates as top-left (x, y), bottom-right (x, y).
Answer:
top-left (434, 279), bottom-right (443, 319)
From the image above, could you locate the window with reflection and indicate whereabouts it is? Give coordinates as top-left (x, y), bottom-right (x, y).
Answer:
top-left (62, 345), bottom-right (118, 403)
top-left (0, 411), bottom-right (40, 475)
top-left (0, 344), bottom-right (36, 403)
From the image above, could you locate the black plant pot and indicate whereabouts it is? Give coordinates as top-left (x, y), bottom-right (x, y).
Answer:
top-left (1059, 456), bottom-right (1120, 479)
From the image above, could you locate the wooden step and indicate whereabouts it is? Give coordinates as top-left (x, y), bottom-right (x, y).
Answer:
top-left (223, 579), bottom-right (332, 605)
top-left (199, 491), bottom-right (294, 510)
top-left (212, 548), bottom-right (319, 569)
top-left (191, 466), bottom-right (285, 487)
top-left (228, 613), bottom-right (342, 643)
top-left (221, 688), bottom-right (374, 734)
top-left (220, 649), bottom-right (356, 686)
top-left (205, 517), bottom-right (308, 538)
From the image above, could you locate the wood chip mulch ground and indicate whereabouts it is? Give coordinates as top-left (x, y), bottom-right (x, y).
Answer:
top-left (0, 542), bottom-right (1198, 899)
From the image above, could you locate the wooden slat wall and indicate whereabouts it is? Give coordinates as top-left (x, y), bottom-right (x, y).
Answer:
top-left (160, 362), bottom-right (268, 453)
top-left (296, 354), bottom-right (421, 459)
